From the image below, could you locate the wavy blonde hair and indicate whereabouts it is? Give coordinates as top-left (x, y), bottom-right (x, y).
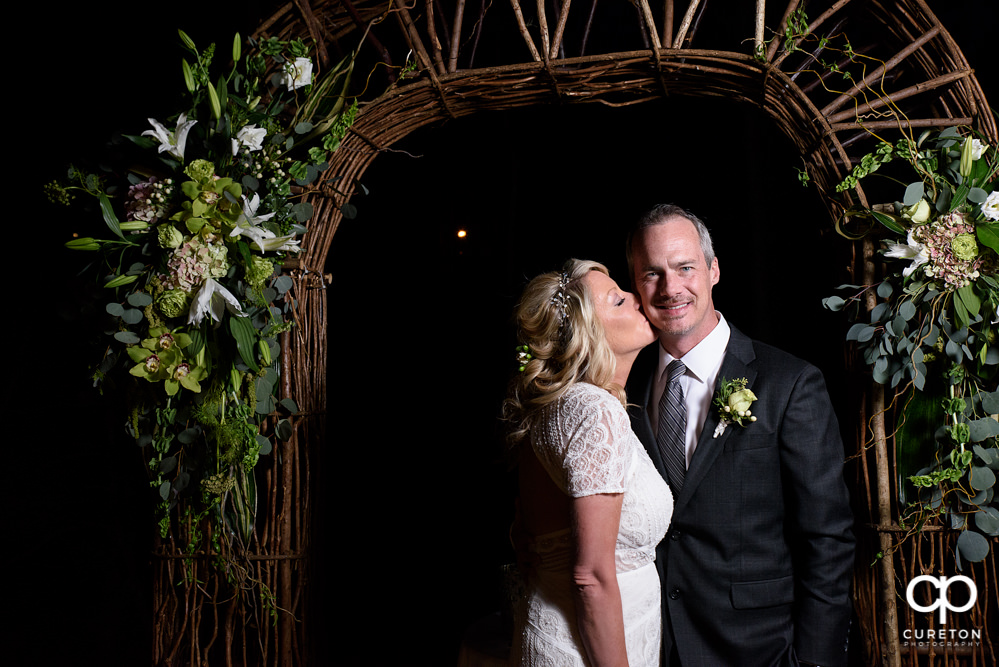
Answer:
top-left (502, 258), bottom-right (625, 451)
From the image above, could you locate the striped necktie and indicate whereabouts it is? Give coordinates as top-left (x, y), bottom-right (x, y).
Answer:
top-left (656, 359), bottom-right (687, 494)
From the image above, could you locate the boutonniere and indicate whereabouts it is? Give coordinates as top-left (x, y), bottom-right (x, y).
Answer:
top-left (712, 377), bottom-right (758, 438)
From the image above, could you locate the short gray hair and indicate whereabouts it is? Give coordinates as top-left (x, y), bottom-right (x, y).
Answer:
top-left (626, 204), bottom-right (716, 280)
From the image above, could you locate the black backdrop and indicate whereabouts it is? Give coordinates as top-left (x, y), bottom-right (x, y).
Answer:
top-left (18, 2), bottom-right (994, 665)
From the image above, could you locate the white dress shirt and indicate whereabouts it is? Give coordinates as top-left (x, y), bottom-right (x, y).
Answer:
top-left (650, 312), bottom-right (731, 467)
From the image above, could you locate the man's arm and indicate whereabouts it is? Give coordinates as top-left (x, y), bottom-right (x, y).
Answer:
top-left (779, 363), bottom-right (855, 667)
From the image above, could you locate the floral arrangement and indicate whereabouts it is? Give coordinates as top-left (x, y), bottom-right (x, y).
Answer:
top-left (48, 30), bottom-right (357, 548)
top-left (824, 127), bottom-right (999, 564)
top-left (711, 377), bottom-right (757, 438)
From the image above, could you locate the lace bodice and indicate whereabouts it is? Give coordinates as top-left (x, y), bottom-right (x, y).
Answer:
top-left (530, 382), bottom-right (673, 572)
top-left (512, 382), bottom-right (673, 666)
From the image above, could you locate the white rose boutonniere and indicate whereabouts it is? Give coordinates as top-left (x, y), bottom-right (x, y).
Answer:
top-left (712, 377), bottom-right (758, 438)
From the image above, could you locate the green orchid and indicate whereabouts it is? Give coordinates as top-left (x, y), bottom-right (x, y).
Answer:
top-left (127, 327), bottom-right (206, 394)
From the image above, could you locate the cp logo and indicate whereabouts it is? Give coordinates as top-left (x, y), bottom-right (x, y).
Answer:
top-left (905, 575), bottom-right (977, 624)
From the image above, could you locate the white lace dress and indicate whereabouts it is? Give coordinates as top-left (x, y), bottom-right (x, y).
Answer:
top-left (511, 383), bottom-right (673, 667)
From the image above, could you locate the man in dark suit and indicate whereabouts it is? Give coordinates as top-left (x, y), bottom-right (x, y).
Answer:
top-left (625, 204), bottom-right (855, 667)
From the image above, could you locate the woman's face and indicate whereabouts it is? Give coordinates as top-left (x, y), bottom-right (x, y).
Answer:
top-left (583, 270), bottom-right (656, 357)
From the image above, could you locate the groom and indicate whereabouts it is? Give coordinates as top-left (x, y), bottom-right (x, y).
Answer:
top-left (625, 204), bottom-right (855, 667)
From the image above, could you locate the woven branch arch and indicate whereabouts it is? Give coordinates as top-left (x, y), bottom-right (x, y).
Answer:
top-left (150, 1), bottom-right (995, 664)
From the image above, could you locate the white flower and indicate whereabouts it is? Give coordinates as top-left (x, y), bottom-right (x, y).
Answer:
top-left (188, 277), bottom-right (244, 326)
top-left (713, 420), bottom-right (729, 439)
top-left (884, 230), bottom-right (930, 277)
top-left (229, 194), bottom-right (302, 253)
top-left (279, 57), bottom-right (313, 91)
top-left (983, 190), bottom-right (999, 222)
top-left (971, 139), bottom-right (989, 160)
top-left (142, 113), bottom-right (197, 161)
top-left (256, 234), bottom-right (302, 253)
top-left (231, 124), bottom-right (267, 156)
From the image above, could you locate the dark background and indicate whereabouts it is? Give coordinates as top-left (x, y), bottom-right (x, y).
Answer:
top-left (17, 2), bottom-right (994, 665)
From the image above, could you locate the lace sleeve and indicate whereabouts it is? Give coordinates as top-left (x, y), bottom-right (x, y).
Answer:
top-left (532, 383), bottom-right (632, 498)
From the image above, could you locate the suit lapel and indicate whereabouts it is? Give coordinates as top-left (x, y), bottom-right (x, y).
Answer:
top-left (675, 327), bottom-right (757, 507)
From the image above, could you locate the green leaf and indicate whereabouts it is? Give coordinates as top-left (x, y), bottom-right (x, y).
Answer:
top-left (955, 284), bottom-right (981, 318)
top-left (977, 222), bottom-right (999, 255)
top-left (956, 528), bottom-right (990, 562)
top-left (976, 507), bottom-right (999, 536)
top-left (969, 466), bottom-right (996, 491)
top-left (127, 292), bottom-right (153, 308)
top-left (982, 390), bottom-right (999, 414)
top-left (969, 417), bottom-right (999, 442)
top-left (903, 181), bottom-right (925, 206)
top-left (968, 187), bottom-right (988, 204)
top-left (99, 193), bottom-right (124, 239)
top-left (276, 419), bottom-right (294, 441)
top-left (229, 316), bottom-right (260, 372)
top-left (256, 434), bottom-right (273, 456)
top-left (896, 388), bottom-right (943, 505)
top-left (871, 209), bottom-right (905, 235)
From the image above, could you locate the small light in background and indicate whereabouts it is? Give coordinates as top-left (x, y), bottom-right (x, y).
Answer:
top-left (457, 229), bottom-right (467, 239)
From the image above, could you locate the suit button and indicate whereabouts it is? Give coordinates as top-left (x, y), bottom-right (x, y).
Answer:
top-left (670, 530), bottom-right (680, 541)
top-left (669, 588), bottom-right (681, 600)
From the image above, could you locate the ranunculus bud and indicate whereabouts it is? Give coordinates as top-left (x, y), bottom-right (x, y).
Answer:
top-left (158, 225), bottom-right (184, 249)
top-left (902, 199), bottom-right (931, 224)
top-left (156, 290), bottom-right (190, 319)
top-left (727, 388), bottom-right (757, 415)
top-left (951, 233), bottom-right (979, 261)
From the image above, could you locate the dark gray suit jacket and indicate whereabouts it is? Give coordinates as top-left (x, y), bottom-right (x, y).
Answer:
top-left (627, 325), bottom-right (855, 667)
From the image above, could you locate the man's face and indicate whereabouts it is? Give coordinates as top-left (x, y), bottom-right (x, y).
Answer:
top-left (631, 217), bottom-right (720, 357)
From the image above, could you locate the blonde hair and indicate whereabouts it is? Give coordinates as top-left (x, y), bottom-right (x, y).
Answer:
top-left (502, 258), bottom-right (625, 451)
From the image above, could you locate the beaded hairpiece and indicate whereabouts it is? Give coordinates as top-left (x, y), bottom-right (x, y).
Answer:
top-left (551, 271), bottom-right (570, 328)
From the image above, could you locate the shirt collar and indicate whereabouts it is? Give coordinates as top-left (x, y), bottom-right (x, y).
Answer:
top-left (657, 312), bottom-right (731, 384)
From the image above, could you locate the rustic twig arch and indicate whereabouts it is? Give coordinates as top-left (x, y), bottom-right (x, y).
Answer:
top-left (149, 0), bottom-right (995, 664)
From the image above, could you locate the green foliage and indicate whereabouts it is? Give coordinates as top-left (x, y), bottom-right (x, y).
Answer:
top-left (51, 29), bottom-right (355, 568)
top-left (824, 127), bottom-right (998, 565)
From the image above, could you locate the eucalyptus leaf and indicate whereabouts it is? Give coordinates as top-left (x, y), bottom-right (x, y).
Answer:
top-left (956, 529), bottom-right (990, 562)
top-left (877, 281), bottom-right (894, 299)
top-left (256, 434), bottom-right (273, 456)
top-left (969, 417), bottom-right (999, 442)
top-left (292, 202), bottom-right (314, 223)
top-left (279, 397), bottom-right (299, 413)
top-left (846, 323), bottom-right (868, 341)
top-left (975, 507), bottom-right (999, 536)
top-left (968, 187), bottom-right (988, 204)
top-left (902, 181), bottom-right (925, 206)
top-left (276, 418), bottom-right (294, 441)
top-left (899, 300), bottom-right (917, 321)
top-left (341, 203), bottom-right (358, 220)
top-left (127, 292), bottom-right (153, 308)
top-left (178, 428), bottom-right (200, 444)
top-left (106, 302), bottom-right (125, 317)
top-left (822, 296), bottom-right (844, 311)
top-left (970, 465), bottom-right (997, 490)
top-left (121, 308), bottom-right (144, 325)
top-left (114, 331), bottom-right (141, 344)
top-left (274, 275), bottom-right (294, 294)
top-left (983, 390), bottom-right (999, 414)
top-left (158, 480), bottom-right (171, 501)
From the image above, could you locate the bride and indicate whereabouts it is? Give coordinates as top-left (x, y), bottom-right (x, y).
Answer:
top-left (505, 259), bottom-right (673, 666)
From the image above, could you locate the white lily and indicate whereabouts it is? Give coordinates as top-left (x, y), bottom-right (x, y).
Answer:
top-left (257, 234), bottom-right (302, 253)
top-left (230, 194), bottom-right (278, 250)
top-left (142, 113), bottom-right (197, 161)
top-left (231, 124), bottom-right (267, 156)
top-left (229, 194), bottom-right (301, 253)
top-left (884, 230), bottom-right (929, 277)
top-left (188, 277), bottom-right (244, 326)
